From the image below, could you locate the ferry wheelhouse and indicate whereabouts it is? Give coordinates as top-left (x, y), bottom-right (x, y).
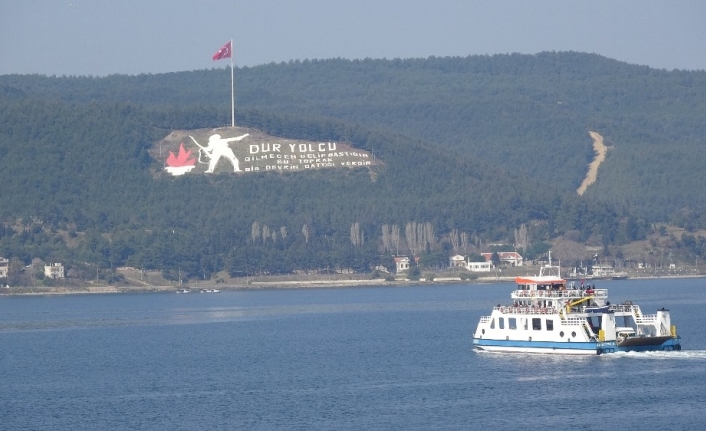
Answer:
top-left (472, 263), bottom-right (681, 355)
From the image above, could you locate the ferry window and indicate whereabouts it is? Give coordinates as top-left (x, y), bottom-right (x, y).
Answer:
top-left (508, 318), bottom-right (517, 330)
top-left (490, 318), bottom-right (495, 329)
top-left (499, 318), bottom-right (505, 329)
top-left (546, 319), bottom-right (554, 331)
top-left (532, 318), bottom-right (542, 330)
top-left (588, 316), bottom-right (601, 331)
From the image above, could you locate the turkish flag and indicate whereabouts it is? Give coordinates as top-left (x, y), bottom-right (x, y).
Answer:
top-left (212, 41), bottom-right (232, 61)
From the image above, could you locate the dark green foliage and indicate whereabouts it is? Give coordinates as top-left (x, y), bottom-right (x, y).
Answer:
top-left (407, 264), bottom-right (421, 281)
top-left (523, 242), bottom-right (552, 260)
top-left (677, 234), bottom-right (706, 260)
top-left (467, 254), bottom-right (486, 262)
top-left (9, 52), bottom-right (699, 223)
top-left (418, 250), bottom-right (448, 270)
top-left (3, 52), bottom-right (694, 279)
top-left (0, 93), bottom-right (623, 279)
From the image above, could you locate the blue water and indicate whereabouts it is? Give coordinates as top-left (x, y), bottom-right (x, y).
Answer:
top-left (1, 278), bottom-right (706, 430)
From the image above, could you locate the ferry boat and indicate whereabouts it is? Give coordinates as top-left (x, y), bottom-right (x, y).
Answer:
top-left (472, 259), bottom-right (681, 355)
top-left (591, 264), bottom-right (629, 280)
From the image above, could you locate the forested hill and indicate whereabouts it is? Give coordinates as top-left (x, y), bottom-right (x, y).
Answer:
top-left (0, 92), bottom-right (624, 283)
top-left (4, 51), bottom-right (705, 227)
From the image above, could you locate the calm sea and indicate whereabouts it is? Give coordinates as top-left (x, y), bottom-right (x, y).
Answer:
top-left (2, 278), bottom-right (706, 430)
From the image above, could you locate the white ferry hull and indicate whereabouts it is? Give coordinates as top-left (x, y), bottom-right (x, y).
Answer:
top-left (473, 339), bottom-right (596, 355)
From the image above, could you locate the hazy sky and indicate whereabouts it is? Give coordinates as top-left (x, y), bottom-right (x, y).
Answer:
top-left (2, 0), bottom-right (705, 76)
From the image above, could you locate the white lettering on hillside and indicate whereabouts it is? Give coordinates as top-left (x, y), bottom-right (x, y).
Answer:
top-left (249, 142), bottom-right (337, 154)
top-left (240, 141), bottom-right (372, 173)
top-left (244, 154), bottom-right (297, 162)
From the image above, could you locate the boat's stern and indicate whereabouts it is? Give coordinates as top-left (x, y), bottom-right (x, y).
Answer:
top-left (660, 335), bottom-right (682, 351)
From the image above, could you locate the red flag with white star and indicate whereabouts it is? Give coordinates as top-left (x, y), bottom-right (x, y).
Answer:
top-left (212, 41), bottom-right (232, 61)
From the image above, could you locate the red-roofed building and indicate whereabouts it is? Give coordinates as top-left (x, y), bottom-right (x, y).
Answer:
top-left (481, 251), bottom-right (524, 267)
top-left (394, 256), bottom-right (410, 273)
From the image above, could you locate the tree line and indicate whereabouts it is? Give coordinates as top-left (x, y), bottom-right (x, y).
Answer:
top-left (0, 91), bottom-right (643, 284)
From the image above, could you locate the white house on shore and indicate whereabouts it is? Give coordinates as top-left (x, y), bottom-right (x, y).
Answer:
top-left (481, 251), bottom-right (524, 266)
top-left (44, 263), bottom-right (65, 279)
top-left (449, 255), bottom-right (466, 268)
top-left (0, 257), bottom-right (8, 278)
top-left (394, 256), bottom-right (410, 273)
top-left (467, 261), bottom-right (492, 272)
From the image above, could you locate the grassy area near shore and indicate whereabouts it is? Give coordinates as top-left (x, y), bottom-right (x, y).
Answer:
top-left (2, 265), bottom-right (703, 296)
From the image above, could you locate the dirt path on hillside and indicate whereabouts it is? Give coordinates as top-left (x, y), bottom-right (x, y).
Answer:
top-left (576, 131), bottom-right (608, 195)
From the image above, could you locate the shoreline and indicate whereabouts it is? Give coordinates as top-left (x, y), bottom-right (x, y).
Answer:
top-left (2, 273), bottom-right (704, 296)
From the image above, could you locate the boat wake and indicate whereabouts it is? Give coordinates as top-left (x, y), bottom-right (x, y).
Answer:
top-left (599, 350), bottom-right (706, 360)
top-left (476, 348), bottom-right (706, 362)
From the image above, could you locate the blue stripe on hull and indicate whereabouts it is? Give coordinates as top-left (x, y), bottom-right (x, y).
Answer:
top-left (474, 336), bottom-right (682, 354)
top-left (473, 338), bottom-right (596, 352)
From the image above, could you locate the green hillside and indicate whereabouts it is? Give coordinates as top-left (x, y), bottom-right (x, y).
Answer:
top-left (4, 51), bottom-right (706, 284)
top-left (0, 93), bottom-right (624, 284)
top-left (4, 52), bottom-right (704, 225)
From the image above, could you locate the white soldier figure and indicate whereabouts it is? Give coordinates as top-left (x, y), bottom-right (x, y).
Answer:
top-left (190, 133), bottom-right (249, 173)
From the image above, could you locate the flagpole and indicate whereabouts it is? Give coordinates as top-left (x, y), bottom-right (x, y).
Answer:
top-left (230, 38), bottom-right (235, 128)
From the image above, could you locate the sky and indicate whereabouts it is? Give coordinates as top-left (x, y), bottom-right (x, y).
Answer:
top-left (2, 0), bottom-right (705, 76)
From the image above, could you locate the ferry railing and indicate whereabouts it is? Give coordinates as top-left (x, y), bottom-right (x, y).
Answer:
top-left (635, 313), bottom-right (657, 324)
top-left (493, 306), bottom-right (558, 315)
top-left (610, 304), bottom-right (652, 320)
top-left (489, 306), bottom-right (588, 327)
top-left (560, 317), bottom-right (587, 326)
top-left (607, 304), bottom-right (658, 327)
top-left (512, 289), bottom-right (607, 300)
